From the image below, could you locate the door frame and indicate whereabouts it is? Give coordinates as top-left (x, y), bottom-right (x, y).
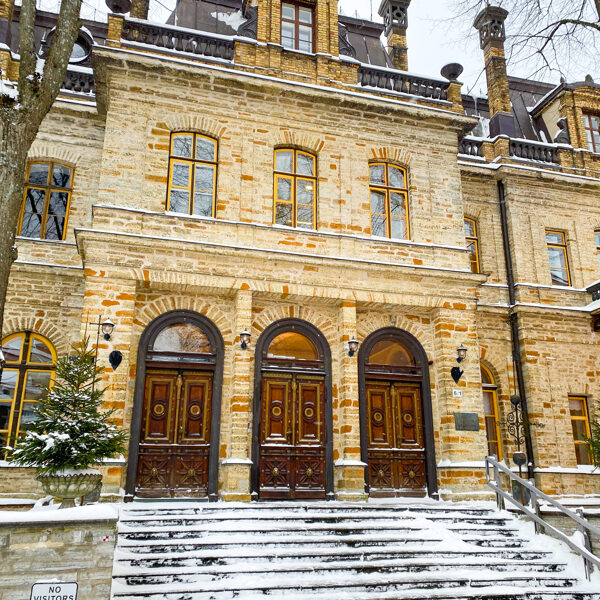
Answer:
top-left (358, 327), bottom-right (437, 498)
top-left (251, 318), bottom-right (333, 499)
top-left (125, 310), bottom-right (225, 501)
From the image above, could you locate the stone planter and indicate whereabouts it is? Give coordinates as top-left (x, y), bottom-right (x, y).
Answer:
top-left (37, 470), bottom-right (103, 508)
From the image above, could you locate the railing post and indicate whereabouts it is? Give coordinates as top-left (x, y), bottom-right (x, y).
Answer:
top-left (492, 457), bottom-right (504, 511)
top-left (576, 508), bottom-right (594, 580)
top-left (529, 487), bottom-right (544, 535)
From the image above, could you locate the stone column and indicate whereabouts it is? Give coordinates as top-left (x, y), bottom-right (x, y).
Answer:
top-left (334, 301), bottom-right (367, 500)
top-left (220, 288), bottom-right (254, 501)
top-left (378, 0), bottom-right (411, 71)
top-left (473, 6), bottom-right (515, 138)
top-left (80, 270), bottom-right (137, 496)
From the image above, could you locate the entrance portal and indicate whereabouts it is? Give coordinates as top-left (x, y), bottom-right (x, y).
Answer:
top-left (252, 322), bottom-right (332, 500)
top-left (359, 329), bottom-right (436, 498)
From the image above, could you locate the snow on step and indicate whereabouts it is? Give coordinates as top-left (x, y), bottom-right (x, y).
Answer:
top-left (111, 500), bottom-right (600, 600)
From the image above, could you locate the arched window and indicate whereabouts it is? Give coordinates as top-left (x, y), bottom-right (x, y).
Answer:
top-left (167, 133), bottom-right (217, 217)
top-left (267, 331), bottom-right (318, 360)
top-left (481, 364), bottom-right (501, 460)
top-left (0, 332), bottom-right (56, 456)
top-left (19, 162), bottom-right (73, 240)
top-left (147, 322), bottom-right (214, 365)
top-left (464, 217), bottom-right (480, 273)
top-left (369, 162), bottom-right (409, 240)
top-left (273, 149), bottom-right (316, 229)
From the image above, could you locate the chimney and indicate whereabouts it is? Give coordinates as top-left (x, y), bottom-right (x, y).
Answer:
top-left (473, 5), bottom-right (515, 138)
top-left (379, 0), bottom-right (411, 71)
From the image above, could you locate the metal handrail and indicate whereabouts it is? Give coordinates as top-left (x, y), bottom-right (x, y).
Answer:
top-left (485, 455), bottom-right (600, 580)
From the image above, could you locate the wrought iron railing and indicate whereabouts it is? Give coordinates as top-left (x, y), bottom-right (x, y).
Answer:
top-left (61, 69), bottom-right (95, 95)
top-left (121, 19), bottom-right (235, 61)
top-left (458, 137), bottom-right (484, 157)
top-left (485, 455), bottom-right (600, 580)
top-left (509, 139), bottom-right (558, 164)
top-left (358, 65), bottom-right (449, 101)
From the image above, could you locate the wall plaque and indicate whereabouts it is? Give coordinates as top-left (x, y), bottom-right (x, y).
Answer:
top-left (454, 412), bottom-right (480, 431)
top-left (31, 582), bottom-right (78, 600)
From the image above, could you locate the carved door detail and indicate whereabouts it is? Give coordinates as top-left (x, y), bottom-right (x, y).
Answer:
top-left (136, 369), bottom-right (212, 497)
top-left (366, 381), bottom-right (426, 497)
top-left (259, 373), bottom-right (326, 499)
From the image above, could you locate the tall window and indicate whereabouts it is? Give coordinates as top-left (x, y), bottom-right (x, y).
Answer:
top-left (281, 2), bottom-right (314, 52)
top-left (0, 332), bottom-right (56, 457)
top-left (583, 114), bottom-right (599, 153)
top-left (19, 162), bottom-right (73, 240)
top-left (369, 163), bottom-right (409, 240)
top-left (274, 148), bottom-right (316, 229)
top-left (595, 230), bottom-right (600, 270)
top-left (464, 218), bottom-right (480, 273)
top-left (481, 365), bottom-right (501, 460)
top-left (167, 132), bottom-right (217, 217)
top-left (545, 230), bottom-right (571, 286)
top-left (569, 396), bottom-right (591, 465)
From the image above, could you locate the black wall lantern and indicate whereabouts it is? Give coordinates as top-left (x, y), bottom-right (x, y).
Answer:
top-left (109, 350), bottom-right (123, 370)
top-left (347, 337), bottom-right (359, 357)
top-left (101, 318), bottom-right (115, 341)
top-left (240, 329), bottom-right (251, 350)
top-left (451, 344), bottom-right (468, 383)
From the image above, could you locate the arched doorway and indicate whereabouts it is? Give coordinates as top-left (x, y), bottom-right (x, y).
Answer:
top-left (358, 327), bottom-right (437, 498)
top-left (125, 311), bottom-right (224, 501)
top-left (251, 319), bottom-right (333, 500)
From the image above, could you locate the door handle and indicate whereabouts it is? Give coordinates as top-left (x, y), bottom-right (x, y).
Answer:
top-left (178, 425), bottom-right (184, 436)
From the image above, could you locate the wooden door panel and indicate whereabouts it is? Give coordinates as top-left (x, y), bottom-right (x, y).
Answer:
top-left (394, 385), bottom-right (422, 447)
top-left (367, 384), bottom-right (393, 448)
top-left (142, 374), bottom-right (176, 444)
top-left (179, 376), bottom-right (211, 444)
top-left (296, 380), bottom-right (323, 445)
top-left (262, 378), bottom-right (292, 444)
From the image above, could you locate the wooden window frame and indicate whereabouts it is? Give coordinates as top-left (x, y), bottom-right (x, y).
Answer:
top-left (369, 162), bottom-right (410, 241)
top-left (1, 332), bottom-right (56, 459)
top-left (166, 132), bottom-right (218, 218)
top-left (545, 229), bottom-right (571, 286)
top-left (464, 217), bottom-right (480, 274)
top-left (583, 114), bottom-right (600, 153)
top-left (481, 364), bottom-right (502, 461)
top-left (280, 1), bottom-right (315, 53)
top-left (569, 395), bottom-right (592, 465)
top-left (273, 148), bottom-right (317, 230)
top-left (595, 229), bottom-right (600, 271)
top-left (18, 161), bottom-right (73, 241)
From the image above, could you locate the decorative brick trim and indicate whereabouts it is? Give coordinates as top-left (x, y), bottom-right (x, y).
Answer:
top-left (158, 115), bottom-right (227, 140)
top-left (368, 146), bottom-right (412, 168)
top-left (356, 312), bottom-right (432, 353)
top-left (27, 141), bottom-right (82, 167)
top-left (1, 317), bottom-right (69, 356)
top-left (272, 130), bottom-right (325, 154)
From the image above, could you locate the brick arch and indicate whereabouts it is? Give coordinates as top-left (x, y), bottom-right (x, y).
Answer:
top-left (252, 304), bottom-right (336, 347)
top-left (160, 115), bottom-right (227, 141)
top-left (271, 130), bottom-right (325, 155)
top-left (464, 208), bottom-right (483, 221)
top-left (356, 313), bottom-right (432, 354)
top-left (134, 296), bottom-right (233, 342)
top-left (368, 146), bottom-right (413, 169)
top-left (27, 141), bottom-right (82, 167)
top-left (1, 317), bottom-right (68, 356)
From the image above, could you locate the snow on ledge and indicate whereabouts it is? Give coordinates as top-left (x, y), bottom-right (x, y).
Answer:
top-left (334, 459), bottom-right (367, 467)
top-left (0, 503), bottom-right (119, 525)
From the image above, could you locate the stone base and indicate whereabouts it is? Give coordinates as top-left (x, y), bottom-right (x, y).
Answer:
top-left (336, 491), bottom-right (368, 502)
top-left (221, 492), bottom-right (253, 502)
top-left (219, 461), bottom-right (252, 497)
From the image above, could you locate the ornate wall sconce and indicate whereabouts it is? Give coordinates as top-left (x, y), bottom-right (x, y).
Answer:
top-left (451, 344), bottom-right (468, 383)
top-left (240, 329), bottom-right (251, 350)
top-left (347, 337), bottom-right (359, 357)
top-left (101, 318), bottom-right (115, 341)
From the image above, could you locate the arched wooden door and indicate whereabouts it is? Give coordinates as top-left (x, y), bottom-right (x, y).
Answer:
top-left (359, 328), bottom-right (436, 498)
top-left (126, 311), bottom-right (224, 501)
top-left (252, 320), bottom-right (333, 500)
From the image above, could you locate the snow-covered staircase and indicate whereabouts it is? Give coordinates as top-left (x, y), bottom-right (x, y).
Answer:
top-left (111, 500), bottom-right (600, 600)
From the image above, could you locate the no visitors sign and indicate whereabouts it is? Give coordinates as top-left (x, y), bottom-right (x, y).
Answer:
top-left (30, 582), bottom-right (78, 600)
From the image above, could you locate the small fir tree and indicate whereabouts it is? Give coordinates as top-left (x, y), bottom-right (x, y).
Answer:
top-left (585, 403), bottom-right (600, 469)
top-left (9, 339), bottom-right (127, 474)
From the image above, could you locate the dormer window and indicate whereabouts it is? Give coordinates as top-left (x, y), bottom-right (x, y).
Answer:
top-left (583, 114), bottom-right (600, 153)
top-left (281, 2), bottom-right (314, 52)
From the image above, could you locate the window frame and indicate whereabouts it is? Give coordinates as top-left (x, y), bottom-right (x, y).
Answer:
top-left (369, 162), bottom-right (410, 241)
top-left (166, 132), bottom-right (218, 218)
top-left (0, 332), bottom-right (56, 458)
top-left (481, 364), bottom-right (502, 461)
top-left (273, 148), bottom-right (317, 230)
top-left (464, 217), bottom-right (480, 273)
top-left (569, 395), bottom-right (592, 465)
top-left (583, 114), bottom-right (600, 153)
top-left (545, 229), bottom-right (571, 286)
top-left (280, 1), bottom-right (315, 53)
top-left (18, 161), bottom-right (74, 241)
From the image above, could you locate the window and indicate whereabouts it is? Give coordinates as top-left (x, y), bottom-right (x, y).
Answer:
top-left (545, 230), bottom-right (571, 286)
top-left (569, 396), bottom-right (591, 465)
top-left (274, 149), bottom-right (316, 229)
top-left (464, 218), bottom-right (480, 273)
top-left (281, 2), bottom-right (314, 52)
top-left (167, 133), bottom-right (217, 217)
top-left (595, 230), bottom-right (600, 270)
top-left (583, 114), bottom-right (600, 153)
top-left (19, 162), bottom-right (73, 240)
top-left (0, 332), bottom-right (56, 457)
top-left (481, 365), bottom-right (501, 460)
top-left (369, 163), bottom-right (409, 240)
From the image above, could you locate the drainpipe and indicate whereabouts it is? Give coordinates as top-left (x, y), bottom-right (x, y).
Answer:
top-left (497, 180), bottom-right (536, 480)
